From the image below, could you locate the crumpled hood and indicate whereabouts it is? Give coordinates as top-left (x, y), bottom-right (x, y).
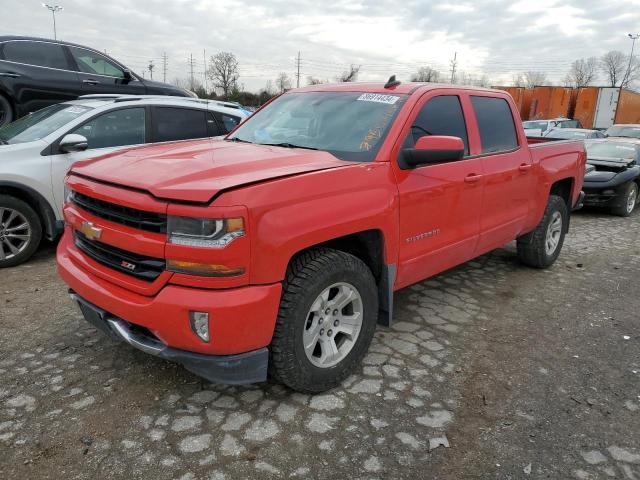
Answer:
top-left (69, 139), bottom-right (352, 202)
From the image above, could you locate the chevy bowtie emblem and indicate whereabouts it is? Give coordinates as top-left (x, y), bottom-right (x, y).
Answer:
top-left (80, 221), bottom-right (102, 240)
top-left (121, 261), bottom-right (136, 271)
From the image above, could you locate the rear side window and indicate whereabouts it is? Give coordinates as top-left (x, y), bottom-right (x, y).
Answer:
top-left (3, 41), bottom-right (70, 70)
top-left (471, 96), bottom-right (518, 154)
top-left (214, 112), bottom-right (241, 134)
top-left (153, 107), bottom-right (208, 142)
top-left (403, 95), bottom-right (469, 155)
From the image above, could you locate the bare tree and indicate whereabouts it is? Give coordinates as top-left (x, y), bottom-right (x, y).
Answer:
top-left (206, 52), bottom-right (239, 100)
top-left (337, 64), bottom-right (360, 82)
top-left (511, 73), bottom-right (525, 87)
top-left (411, 66), bottom-right (441, 83)
top-left (522, 71), bottom-right (547, 88)
top-left (564, 57), bottom-right (598, 88)
top-left (622, 56), bottom-right (640, 88)
top-left (600, 51), bottom-right (627, 87)
top-left (275, 72), bottom-right (292, 93)
top-left (306, 76), bottom-right (325, 85)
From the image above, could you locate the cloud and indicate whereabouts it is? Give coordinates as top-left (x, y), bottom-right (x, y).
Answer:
top-left (0, 0), bottom-right (638, 91)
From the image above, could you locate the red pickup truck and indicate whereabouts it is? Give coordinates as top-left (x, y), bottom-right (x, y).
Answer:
top-left (57, 81), bottom-right (586, 392)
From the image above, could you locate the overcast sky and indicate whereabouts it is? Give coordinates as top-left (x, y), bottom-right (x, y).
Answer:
top-left (1, 0), bottom-right (640, 92)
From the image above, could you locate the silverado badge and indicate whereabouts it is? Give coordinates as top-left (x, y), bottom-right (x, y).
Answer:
top-left (80, 221), bottom-right (102, 241)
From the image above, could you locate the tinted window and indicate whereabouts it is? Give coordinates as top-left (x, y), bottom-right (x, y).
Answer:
top-left (403, 95), bottom-right (469, 155)
top-left (71, 108), bottom-right (145, 149)
top-left (214, 112), bottom-right (241, 134)
top-left (153, 107), bottom-right (208, 142)
top-left (68, 46), bottom-right (125, 78)
top-left (3, 41), bottom-right (69, 70)
top-left (471, 96), bottom-right (518, 153)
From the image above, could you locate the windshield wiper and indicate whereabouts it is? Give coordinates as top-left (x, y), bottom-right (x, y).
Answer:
top-left (226, 137), bottom-right (253, 144)
top-left (262, 142), bottom-right (319, 151)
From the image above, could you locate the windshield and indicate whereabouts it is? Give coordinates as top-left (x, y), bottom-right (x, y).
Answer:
top-left (605, 125), bottom-right (640, 139)
top-left (228, 91), bottom-right (407, 161)
top-left (0, 104), bottom-right (92, 145)
top-left (585, 141), bottom-right (638, 160)
top-left (523, 121), bottom-right (548, 131)
top-left (546, 129), bottom-right (589, 139)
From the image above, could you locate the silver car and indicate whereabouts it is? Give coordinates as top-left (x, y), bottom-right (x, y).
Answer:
top-left (0, 94), bottom-right (248, 267)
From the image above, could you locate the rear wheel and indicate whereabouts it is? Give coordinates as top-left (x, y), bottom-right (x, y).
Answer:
top-left (0, 95), bottom-right (13, 127)
top-left (269, 248), bottom-right (378, 393)
top-left (0, 195), bottom-right (42, 268)
top-left (517, 195), bottom-right (567, 268)
top-left (611, 181), bottom-right (638, 217)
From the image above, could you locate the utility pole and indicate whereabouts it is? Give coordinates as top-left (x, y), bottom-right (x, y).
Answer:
top-left (203, 49), bottom-right (208, 95)
top-left (42, 4), bottom-right (63, 40)
top-left (188, 54), bottom-right (195, 90)
top-left (623, 33), bottom-right (640, 88)
top-left (450, 52), bottom-right (457, 84)
top-left (147, 60), bottom-right (154, 79)
top-left (296, 51), bottom-right (301, 88)
top-left (162, 52), bottom-right (168, 83)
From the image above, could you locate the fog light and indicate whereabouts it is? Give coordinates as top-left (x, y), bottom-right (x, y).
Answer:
top-left (189, 311), bottom-right (210, 342)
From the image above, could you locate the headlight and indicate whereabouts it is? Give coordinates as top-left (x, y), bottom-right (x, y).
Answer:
top-left (168, 216), bottom-right (244, 248)
top-left (64, 185), bottom-right (73, 203)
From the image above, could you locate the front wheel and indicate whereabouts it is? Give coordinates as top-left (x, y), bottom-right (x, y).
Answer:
top-left (269, 248), bottom-right (378, 393)
top-left (517, 195), bottom-right (568, 268)
top-left (0, 95), bottom-right (13, 127)
top-left (0, 195), bottom-right (42, 268)
top-left (611, 181), bottom-right (638, 217)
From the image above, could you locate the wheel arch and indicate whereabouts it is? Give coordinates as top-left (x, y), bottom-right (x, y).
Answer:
top-left (286, 229), bottom-right (396, 327)
top-left (0, 181), bottom-right (60, 240)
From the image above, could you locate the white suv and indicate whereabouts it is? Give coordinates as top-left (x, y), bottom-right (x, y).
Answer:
top-left (0, 95), bottom-right (249, 267)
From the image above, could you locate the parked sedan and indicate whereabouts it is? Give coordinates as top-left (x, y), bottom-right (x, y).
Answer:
top-left (604, 124), bottom-right (640, 140)
top-left (582, 139), bottom-right (640, 216)
top-left (523, 118), bottom-right (582, 137)
top-left (0, 95), bottom-right (248, 267)
top-left (545, 128), bottom-right (605, 140)
top-left (0, 36), bottom-right (194, 126)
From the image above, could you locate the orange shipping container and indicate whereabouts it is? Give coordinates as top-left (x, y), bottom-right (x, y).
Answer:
top-left (529, 86), bottom-right (575, 120)
top-left (573, 87), bottom-right (600, 129)
top-left (493, 86), bottom-right (532, 120)
top-left (529, 86), bottom-right (553, 120)
top-left (614, 88), bottom-right (640, 125)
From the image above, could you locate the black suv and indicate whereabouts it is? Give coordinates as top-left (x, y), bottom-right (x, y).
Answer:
top-left (0, 36), bottom-right (193, 126)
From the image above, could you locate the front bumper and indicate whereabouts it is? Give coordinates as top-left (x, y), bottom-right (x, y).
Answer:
top-left (71, 293), bottom-right (268, 384)
top-left (582, 183), bottom-right (627, 208)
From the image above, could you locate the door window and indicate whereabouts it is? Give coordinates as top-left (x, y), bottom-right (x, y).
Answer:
top-left (153, 107), bottom-right (208, 142)
top-left (471, 96), bottom-right (519, 154)
top-left (68, 46), bottom-right (125, 78)
top-left (70, 108), bottom-right (145, 149)
top-left (402, 95), bottom-right (469, 155)
top-left (2, 41), bottom-right (70, 70)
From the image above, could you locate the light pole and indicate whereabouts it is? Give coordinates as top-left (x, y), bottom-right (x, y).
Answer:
top-left (623, 33), bottom-right (640, 88)
top-left (42, 4), bottom-right (63, 40)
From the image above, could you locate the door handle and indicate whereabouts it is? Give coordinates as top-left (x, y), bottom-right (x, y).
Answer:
top-left (83, 79), bottom-right (99, 85)
top-left (464, 173), bottom-right (483, 183)
top-left (0, 72), bottom-right (20, 78)
top-left (518, 164), bottom-right (532, 172)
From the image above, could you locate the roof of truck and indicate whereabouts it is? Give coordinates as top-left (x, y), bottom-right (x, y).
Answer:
top-left (294, 82), bottom-right (501, 95)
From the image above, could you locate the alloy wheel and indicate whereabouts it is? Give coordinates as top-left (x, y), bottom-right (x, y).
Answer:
top-left (545, 211), bottom-right (563, 256)
top-left (303, 282), bottom-right (363, 368)
top-left (626, 183), bottom-right (638, 214)
top-left (0, 207), bottom-right (31, 261)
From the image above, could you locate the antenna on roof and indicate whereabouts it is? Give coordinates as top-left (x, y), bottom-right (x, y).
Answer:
top-left (384, 75), bottom-right (401, 89)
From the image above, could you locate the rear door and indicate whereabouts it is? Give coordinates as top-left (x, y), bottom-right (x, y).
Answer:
top-left (0, 40), bottom-right (81, 113)
top-left (394, 92), bottom-right (484, 288)
top-left (151, 107), bottom-right (210, 142)
top-left (469, 94), bottom-right (533, 253)
top-left (67, 46), bottom-right (146, 96)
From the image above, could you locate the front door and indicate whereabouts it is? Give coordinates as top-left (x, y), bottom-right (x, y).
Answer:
top-left (394, 93), bottom-right (484, 289)
top-left (67, 46), bottom-right (146, 96)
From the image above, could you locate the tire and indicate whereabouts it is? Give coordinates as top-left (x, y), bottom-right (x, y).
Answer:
top-left (611, 181), bottom-right (638, 217)
top-left (0, 94), bottom-right (13, 127)
top-left (517, 195), bottom-right (568, 269)
top-left (0, 195), bottom-right (42, 268)
top-left (269, 248), bottom-right (378, 393)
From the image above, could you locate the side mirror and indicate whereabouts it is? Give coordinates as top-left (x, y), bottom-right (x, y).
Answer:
top-left (401, 136), bottom-right (465, 168)
top-left (123, 69), bottom-right (133, 81)
top-left (59, 134), bottom-right (88, 153)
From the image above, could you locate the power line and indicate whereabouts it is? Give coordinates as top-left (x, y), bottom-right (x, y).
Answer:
top-left (296, 51), bottom-right (301, 88)
top-left (450, 52), bottom-right (458, 84)
top-left (188, 54), bottom-right (195, 90)
top-left (147, 60), bottom-right (154, 80)
top-left (162, 52), bottom-right (168, 83)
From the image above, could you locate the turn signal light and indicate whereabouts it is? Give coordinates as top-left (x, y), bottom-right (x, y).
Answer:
top-left (166, 259), bottom-right (245, 277)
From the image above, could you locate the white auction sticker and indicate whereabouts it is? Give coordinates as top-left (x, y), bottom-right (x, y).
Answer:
top-left (357, 93), bottom-right (400, 105)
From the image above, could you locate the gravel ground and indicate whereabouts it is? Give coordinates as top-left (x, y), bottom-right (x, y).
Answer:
top-left (0, 209), bottom-right (638, 479)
